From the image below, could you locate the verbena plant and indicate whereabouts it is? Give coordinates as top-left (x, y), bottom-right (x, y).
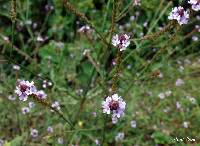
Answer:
top-left (0, 0), bottom-right (200, 145)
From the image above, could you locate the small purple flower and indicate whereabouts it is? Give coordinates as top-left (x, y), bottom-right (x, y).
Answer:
top-left (28, 102), bottom-right (35, 108)
top-left (42, 80), bottom-right (52, 88)
top-left (78, 25), bottom-right (92, 33)
top-left (112, 34), bottom-right (130, 51)
top-left (51, 101), bottom-right (61, 111)
top-left (22, 107), bottom-right (30, 114)
top-left (133, 0), bottom-right (141, 6)
top-left (57, 137), bottom-right (64, 145)
top-left (102, 94), bottom-right (126, 123)
top-left (95, 139), bottom-right (100, 145)
top-left (131, 120), bottom-right (137, 128)
top-left (115, 132), bottom-right (125, 142)
top-left (15, 80), bottom-right (37, 101)
top-left (92, 112), bottom-right (97, 117)
top-left (195, 25), bottom-right (200, 32)
top-left (0, 139), bottom-right (4, 146)
top-left (158, 93), bottom-right (165, 99)
top-left (8, 95), bottom-right (16, 101)
top-left (45, 4), bottom-right (54, 12)
top-left (13, 65), bottom-right (20, 70)
top-left (168, 6), bottom-right (189, 25)
top-left (47, 126), bottom-right (54, 133)
top-left (30, 129), bottom-right (38, 138)
top-left (130, 16), bottom-right (135, 21)
top-left (188, 0), bottom-right (200, 11)
top-left (175, 78), bottom-right (184, 86)
top-left (176, 102), bottom-right (181, 109)
top-left (35, 90), bottom-right (47, 100)
top-left (192, 36), bottom-right (198, 41)
top-left (36, 36), bottom-right (48, 42)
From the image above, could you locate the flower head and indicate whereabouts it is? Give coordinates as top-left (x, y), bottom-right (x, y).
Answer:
top-left (188, 0), bottom-right (200, 11)
top-left (183, 121), bottom-right (189, 128)
top-left (95, 139), bottom-right (100, 145)
top-left (57, 137), bottom-right (64, 145)
top-left (175, 78), bottom-right (184, 86)
top-left (115, 132), bottom-right (125, 142)
top-left (30, 129), bottom-right (38, 138)
top-left (29, 102), bottom-right (35, 108)
top-left (131, 120), bottom-right (137, 128)
top-left (15, 80), bottom-right (37, 101)
top-left (112, 34), bottom-right (130, 51)
top-left (13, 65), bottom-right (20, 70)
top-left (133, 0), bottom-right (141, 6)
top-left (168, 6), bottom-right (189, 25)
top-left (22, 107), bottom-right (30, 114)
top-left (0, 139), bottom-right (4, 146)
top-left (78, 25), bottom-right (92, 33)
top-left (47, 126), bottom-right (54, 133)
top-left (8, 95), bottom-right (16, 101)
top-left (158, 93), bottom-right (165, 99)
top-left (42, 80), bottom-right (52, 88)
top-left (176, 101), bottom-right (181, 109)
top-left (102, 94), bottom-right (126, 123)
top-left (35, 90), bottom-right (47, 100)
top-left (51, 101), bottom-right (61, 111)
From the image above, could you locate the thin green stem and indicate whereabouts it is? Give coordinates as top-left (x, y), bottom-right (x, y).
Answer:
top-left (10, 22), bottom-right (15, 57)
top-left (31, 95), bottom-right (74, 129)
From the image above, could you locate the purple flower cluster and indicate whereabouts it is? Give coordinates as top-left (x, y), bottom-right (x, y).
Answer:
top-left (102, 94), bottom-right (126, 123)
top-left (15, 80), bottom-right (37, 101)
top-left (188, 0), bottom-right (200, 11)
top-left (112, 34), bottom-right (130, 51)
top-left (15, 79), bottom-right (47, 101)
top-left (168, 6), bottom-right (189, 25)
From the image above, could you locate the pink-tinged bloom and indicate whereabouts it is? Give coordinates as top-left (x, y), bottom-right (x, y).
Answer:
top-left (30, 129), bottom-right (38, 138)
top-left (168, 6), bottom-right (189, 25)
top-left (13, 65), bottom-right (20, 70)
top-left (102, 94), bottom-right (126, 123)
top-left (112, 34), bottom-right (130, 51)
top-left (35, 90), bottom-right (47, 100)
top-left (15, 80), bottom-right (37, 101)
top-left (22, 107), bottom-right (30, 114)
top-left (133, 0), bottom-right (141, 6)
top-left (51, 101), bottom-right (61, 111)
top-left (188, 0), bottom-right (200, 11)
